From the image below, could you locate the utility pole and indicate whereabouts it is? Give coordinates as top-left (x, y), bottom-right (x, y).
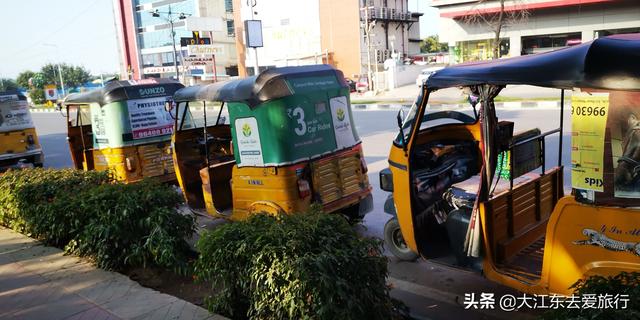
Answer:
top-left (151, 6), bottom-right (190, 80)
top-left (249, 0), bottom-right (259, 75)
top-left (363, 5), bottom-right (374, 93)
top-left (232, 0), bottom-right (247, 77)
top-left (43, 43), bottom-right (66, 97)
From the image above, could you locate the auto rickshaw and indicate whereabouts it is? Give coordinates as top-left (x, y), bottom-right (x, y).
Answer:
top-left (381, 33), bottom-right (640, 295)
top-left (0, 92), bottom-right (44, 171)
top-left (62, 79), bottom-right (184, 183)
top-left (171, 64), bottom-right (373, 221)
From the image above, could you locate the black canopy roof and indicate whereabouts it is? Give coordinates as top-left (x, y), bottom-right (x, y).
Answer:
top-left (426, 33), bottom-right (640, 91)
top-left (64, 78), bottom-right (184, 105)
top-left (173, 64), bottom-right (347, 106)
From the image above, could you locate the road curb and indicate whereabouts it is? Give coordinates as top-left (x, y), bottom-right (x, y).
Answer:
top-left (29, 108), bottom-right (58, 113)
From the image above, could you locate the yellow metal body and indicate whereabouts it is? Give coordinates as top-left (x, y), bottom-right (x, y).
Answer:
top-left (388, 88), bottom-right (640, 295)
top-left (389, 122), bottom-right (482, 255)
top-left (197, 145), bottom-right (371, 221)
top-left (91, 143), bottom-right (176, 183)
top-left (226, 165), bottom-right (311, 220)
top-left (477, 196), bottom-right (640, 295)
top-left (0, 127), bottom-right (41, 156)
top-left (0, 127), bottom-right (44, 168)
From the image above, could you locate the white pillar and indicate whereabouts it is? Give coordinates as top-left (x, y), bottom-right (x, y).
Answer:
top-left (509, 35), bottom-right (521, 58)
top-left (582, 29), bottom-right (595, 42)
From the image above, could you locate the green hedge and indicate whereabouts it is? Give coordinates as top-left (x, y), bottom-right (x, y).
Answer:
top-left (543, 272), bottom-right (640, 320)
top-left (0, 168), bottom-right (195, 271)
top-left (195, 208), bottom-right (394, 320)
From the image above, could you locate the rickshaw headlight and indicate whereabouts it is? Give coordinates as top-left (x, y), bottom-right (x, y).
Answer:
top-left (379, 168), bottom-right (394, 192)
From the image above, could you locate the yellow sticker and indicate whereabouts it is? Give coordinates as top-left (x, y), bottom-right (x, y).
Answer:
top-left (571, 92), bottom-right (609, 192)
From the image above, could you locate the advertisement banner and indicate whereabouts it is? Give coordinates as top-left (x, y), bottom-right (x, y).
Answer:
top-left (235, 117), bottom-right (264, 166)
top-left (44, 85), bottom-right (58, 101)
top-left (330, 96), bottom-right (357, 149)
top-left (571, 92), bottom-right (609, 192)
top-left (0, 99), bottom-right (34, 133)
top-left (127, 97), bottom-right (174, 139)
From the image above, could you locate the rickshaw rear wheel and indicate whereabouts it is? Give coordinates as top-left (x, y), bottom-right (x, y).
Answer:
top-left (384, 218), bottom-right (419, 261)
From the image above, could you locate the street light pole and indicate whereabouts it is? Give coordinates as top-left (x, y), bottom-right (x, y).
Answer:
top-left (168, 6), bottom-right (179, 79)
top-left (151, 6), bottom-right (190, 81)
top-left (43, 43), bottom-right (66, 97)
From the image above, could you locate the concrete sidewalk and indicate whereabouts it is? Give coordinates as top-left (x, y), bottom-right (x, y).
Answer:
top-left (0, 227), bottom-right (225, 320)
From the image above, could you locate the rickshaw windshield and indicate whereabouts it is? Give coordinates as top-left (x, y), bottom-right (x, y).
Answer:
top-left (394, 90), bottom-right (423, 145)
top-left (394, 87), bottom-right (477, 145)
top-left (176, 101), bottom-right (229, 131)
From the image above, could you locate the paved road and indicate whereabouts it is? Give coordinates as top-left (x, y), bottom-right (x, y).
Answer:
top-left (32, 107), bottom-right (568, 319)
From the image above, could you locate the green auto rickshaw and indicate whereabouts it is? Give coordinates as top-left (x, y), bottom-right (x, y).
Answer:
top-left (63, 79), bottom-right (184, 183)
top-left (171, 64), bottom-right (373, 220)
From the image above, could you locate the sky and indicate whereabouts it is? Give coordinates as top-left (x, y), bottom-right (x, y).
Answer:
top-left (0, 0), bottom-right (438, 79)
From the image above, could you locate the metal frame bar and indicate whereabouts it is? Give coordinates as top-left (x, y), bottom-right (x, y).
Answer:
top-left (508, 128), bottom-right (561, 190)
top-left (558, 89), bottom-right (565, 167)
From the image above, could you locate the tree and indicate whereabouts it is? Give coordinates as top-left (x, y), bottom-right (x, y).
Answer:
top-left (40, 63), bottom-right (91, 89)
top-left (16, 70), bottom-right (36, 89)
top-left (0, 79), bottom-right (19, 92)
top-left (29, 88), bottom-right (45, 105)
top-left (421, 35), bottom-right (448, 53)
top-left (462, 0), bottom-right (529, 59)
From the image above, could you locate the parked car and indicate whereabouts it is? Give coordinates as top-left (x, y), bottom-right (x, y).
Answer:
top-left (416, 66), bottom-right (444, 87)
top-left (356, 76), bottom-right (369, 93)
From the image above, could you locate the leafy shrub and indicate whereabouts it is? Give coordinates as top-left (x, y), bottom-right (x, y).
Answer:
top-left (0, 168), bottom-right (195, 271)
top-left (0, 169), bottom-right (109, 245)
top-left (195, 207), bottom-right (394, 320)
top-left (543, 272), bottom-right (640, 320)
top-left (68, 179), bottom-right (195, 271)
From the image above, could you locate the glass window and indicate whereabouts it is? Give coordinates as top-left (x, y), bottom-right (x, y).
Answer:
top-left (138, 27), bottom-right (191, 49)
top-left (224, 0), bottom-right (233, 12)
top-left (141, 54), bottom-right (159, 67)
top-left (136, 1), bottom-right (195, 29)
top-left (226, 20), bottom-right (235, 37)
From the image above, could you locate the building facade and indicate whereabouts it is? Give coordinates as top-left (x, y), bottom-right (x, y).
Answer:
top-left (112, 0), bottom-right (238, 81)
top-left (430, 0), bottom-right (640, 64)
top-left (237, 0), bottom-right (421, 79)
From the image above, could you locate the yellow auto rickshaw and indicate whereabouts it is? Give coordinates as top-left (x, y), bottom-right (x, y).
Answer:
top-left (0, 92), bottom-right (44, 171)
top-left (63, 79), bottom-right (184, 183)
top-left (381, 33), bottom-right (640, 295)
top-left (171, 64), bottom-right (373, 221)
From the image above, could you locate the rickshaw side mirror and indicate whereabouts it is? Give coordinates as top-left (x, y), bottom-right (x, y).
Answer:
top-left (165, 101), bottom-right (177, 120)
top-left (467, 94), bottom-right (479, 119)
top-left (165, 101), bottom-right (174, 113)
top-left (467, 94), bottom-right (479, 107)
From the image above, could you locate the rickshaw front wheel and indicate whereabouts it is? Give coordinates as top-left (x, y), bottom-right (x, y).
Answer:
top-left (384, 218), bottom-right (419, 261)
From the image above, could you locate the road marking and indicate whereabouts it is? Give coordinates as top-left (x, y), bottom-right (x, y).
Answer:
top-left (389, 277), bottom-right (536, 320)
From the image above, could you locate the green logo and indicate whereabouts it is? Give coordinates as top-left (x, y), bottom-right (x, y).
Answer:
top-left (242, 123), bottom-right (252, 137)
top-left (337, 108), bottom-right (345, 121)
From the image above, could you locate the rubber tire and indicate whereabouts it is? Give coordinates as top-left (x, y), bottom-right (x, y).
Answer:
top-left (384, 218), bottom-right (419, 261)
